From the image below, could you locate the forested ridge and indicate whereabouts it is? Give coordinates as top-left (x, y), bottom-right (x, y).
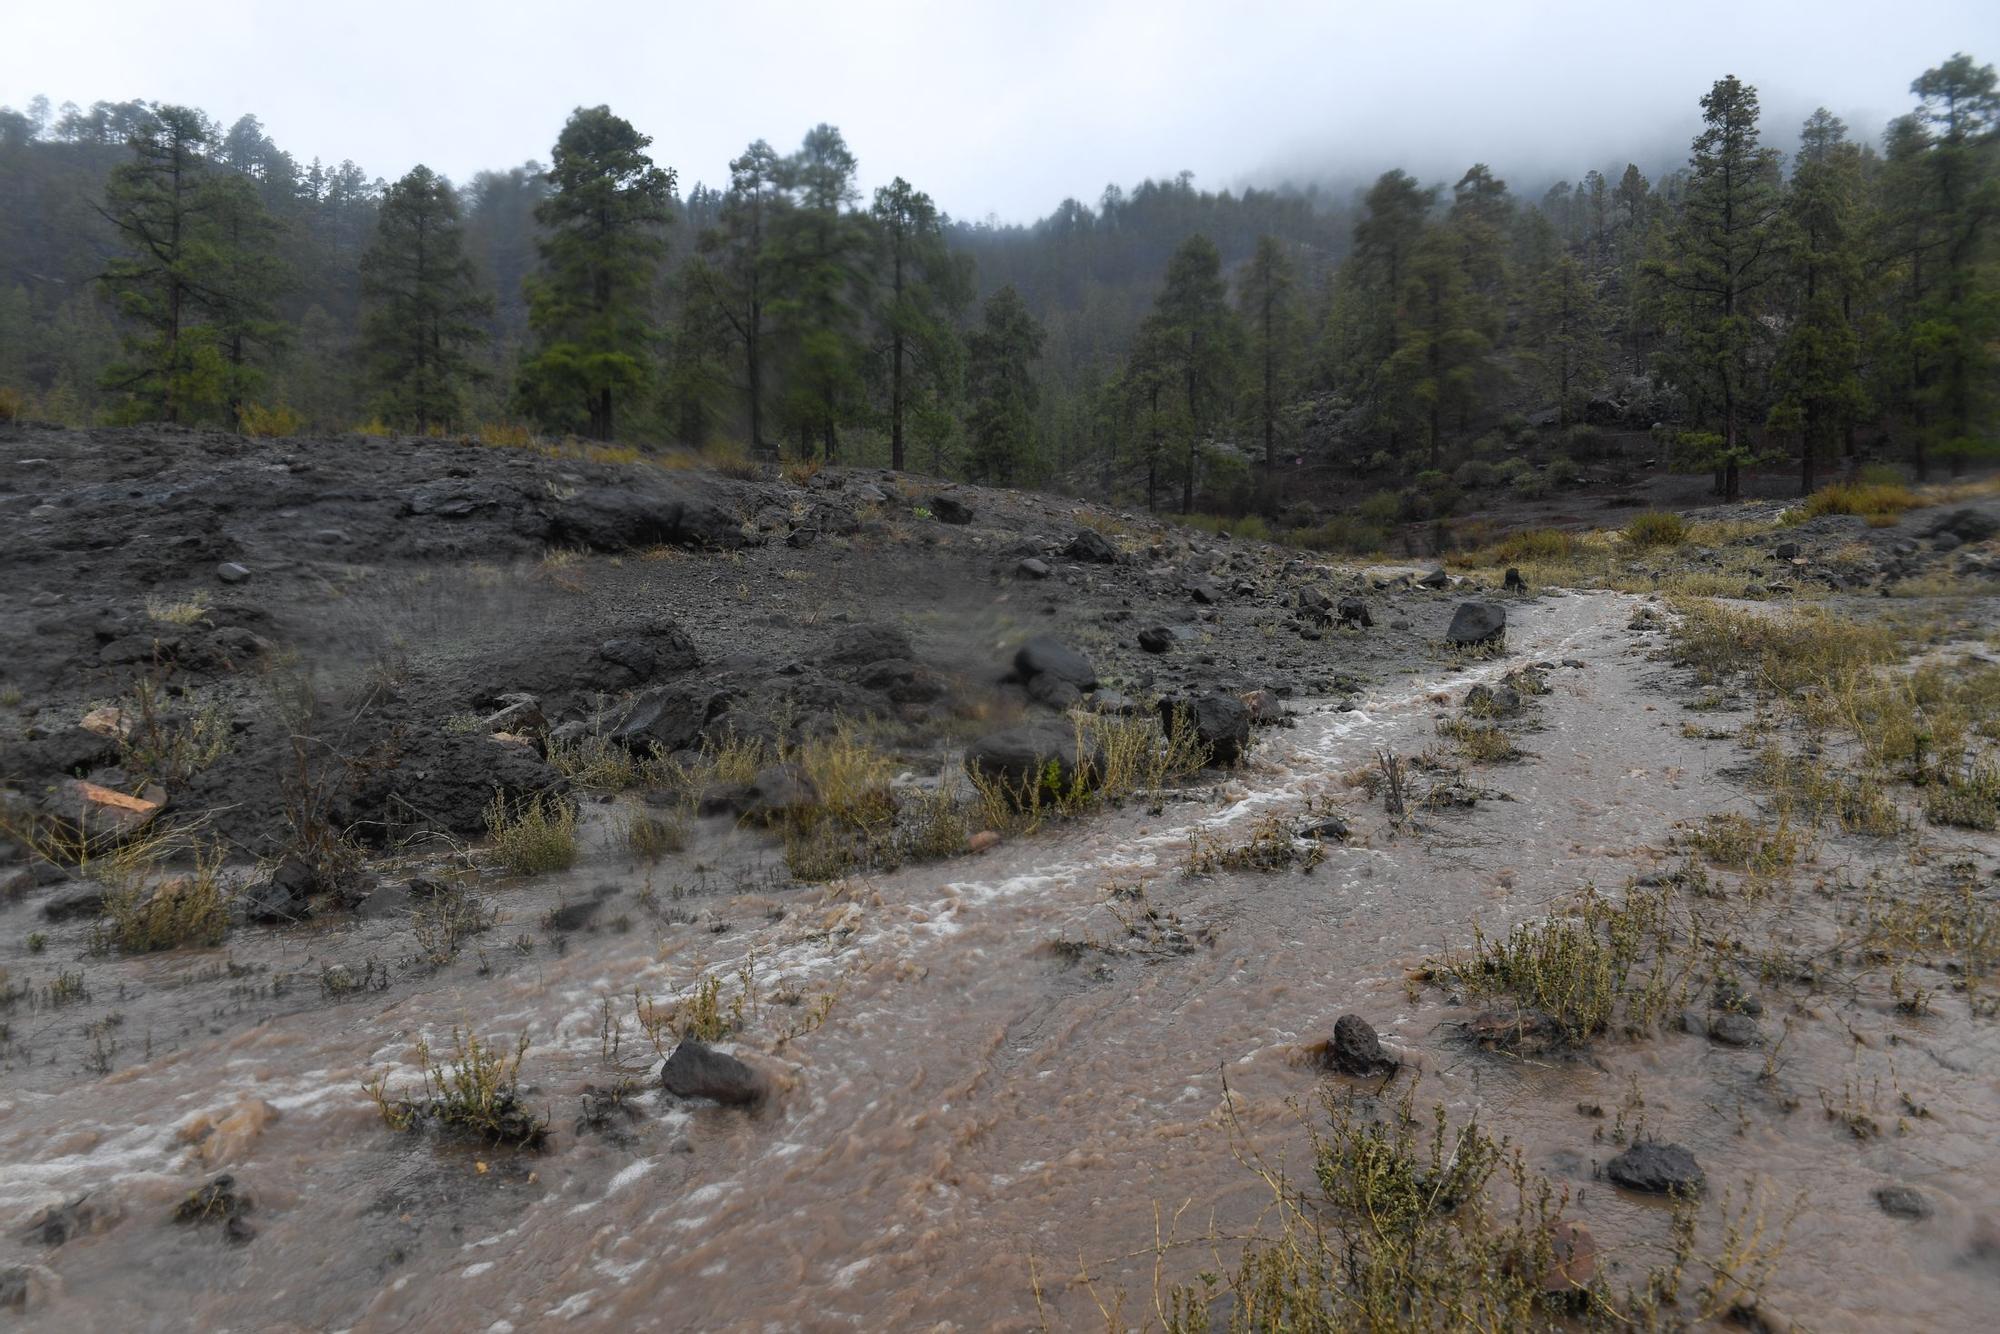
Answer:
top-left (1, 53), bottom-right (1994, 538)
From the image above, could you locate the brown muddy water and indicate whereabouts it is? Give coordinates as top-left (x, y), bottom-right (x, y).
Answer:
top-left (3, 591), bottom-right (1996, 1331)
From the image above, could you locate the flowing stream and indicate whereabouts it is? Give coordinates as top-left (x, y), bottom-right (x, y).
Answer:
top-left (3, 589), bottom-right (1995, 1330)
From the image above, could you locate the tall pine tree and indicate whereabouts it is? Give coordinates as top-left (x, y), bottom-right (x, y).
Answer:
top-left (360, 165), bottom-right (492, 431)
top-left (517, 106), bottom-right (674, 439)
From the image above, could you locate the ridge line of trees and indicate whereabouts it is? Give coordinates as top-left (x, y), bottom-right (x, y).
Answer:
top-left (0, 55), bottom-right (1992, 516)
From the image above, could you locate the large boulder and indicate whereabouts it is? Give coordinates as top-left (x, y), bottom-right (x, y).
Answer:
top-left (704, 763), bottom-right (819, 824)
top-left (1013, 636), bottom-right (1098, 690)
top-left (1928, 508), bottom-right (1999, 544)
top-left (545, 483), bottom-right (743, 551)
top-left (965, 720), bottom-right (1107, 794)
top-left (928, 494), bottom-right (974, 525)
top-left (824, 624), bottom-right (915, 667)
top-left (481, 617), bottom-right (700, 702)
top-left (339, 731), bottom-right (560, 843)
top-left (661, 1040), bottom-right (767, 1107)
top-left (609, 686), bottom-right (728, 755)
top-left (1159, 693), bottom-right (1250, 766)
top-left (1064, 528), bottom-right (1121, 564)
top-left (1446, 601), bottom-right (1507, 646)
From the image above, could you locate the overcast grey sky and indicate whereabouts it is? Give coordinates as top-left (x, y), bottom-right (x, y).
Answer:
top-left (6, 1), bottom-right (1998, 220)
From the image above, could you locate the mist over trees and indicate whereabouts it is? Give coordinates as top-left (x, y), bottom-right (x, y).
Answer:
top-left (1, 53), bottom-right (1995, 536)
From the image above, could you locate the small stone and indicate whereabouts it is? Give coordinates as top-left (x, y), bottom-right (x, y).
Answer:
top-left (216, 562), bottom-right (251, 584)
top-left (1300, 815), bottom-right (1350, 842)
top-left (1137, 626), bottom-right (1175, 653)
top-left (966, 830), bottom-right (1001, 854)
top-left (1873, 1184), bottom-right (1932, 1220)
top-left (1605, 1142), bottom-right (1704, 1196)
top-left (1326, 1014), bottom-right (1395, 1075)
top-left (1016, 557), bottom-right (1052, 579)
top-left (1707, 1012), bottom-right (1762, 1047)
top-left (1541, 1221), bottom-right (1597, 1293)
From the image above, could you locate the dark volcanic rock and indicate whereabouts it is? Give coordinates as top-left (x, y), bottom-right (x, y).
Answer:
top-left (172, 1173), bottom-right (255, 1244)
top-left (23, 1196), bottom-right (103, 1247)
top-left (609, 686), bottom-right (727, 755)
top-left (42, 885), bottom-right (108, 922)
top-left (1013, 635), bottom-right (1098, 690)
top-left (546, 483), bottom-right (743, 551)
top-left (1418, 567), bottom-right (1450, 589)
top-left (735, 764), bottom-right (819, 822)
top-left (1137, 626), bottom-right (1176, 654)
top-left (1446, 601), bottom-right (1507, 645)
top-left (1300, 815), bottom-right (1350, 841)
top-left (1326, 1014), bottom-right (1396, 1075)
top-left (1929, 508), bottom-right (1999, 544)
top-left (965, 720), bottom-right (1107, 793)
top-left (824, 624), bottom-right (915, 667)
top-left (661, 1040), bottom-right (767, 1107)
top-left (1026, 673), bottom-right (1084, 710)
top-left (1873, 1184), bottom-right (1932, 1220)
top-left (1159, 693), bottom-right (1250, 766)
top-left (1064, 528), bottom-right (1120, 564)
top-left (928, 494), bottom-right (974, 525)
top-left (340, 732), bottom-right (562, 843)
top-left (1707, 1012), bottom-right (1762, 1047)
top-left (1605, 1142), bottom-right (1705, 1196)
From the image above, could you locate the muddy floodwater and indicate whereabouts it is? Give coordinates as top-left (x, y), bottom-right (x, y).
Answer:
top-left (4, 589), bottom-right (1997, 1331)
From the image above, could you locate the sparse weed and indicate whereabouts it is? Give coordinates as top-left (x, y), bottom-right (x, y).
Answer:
top-left (623, 810), bottom-right (688, 860)
top-left (364, 1028), bottom-right (548, 1149)
top-left (546, 733), bottom-right (642, 791)
top-left (1624, 510), bottom-right (1691, 547)
top-left (1683, 812), bottom-right (1802, 876)
top-left (145, 592), bottom-right (212, 626)
top-left (92, 842), bottom-right (231, 954)
top-left (236, 402), bottom-right (305, 438)
top-left (1438, 716), bottom-right (1520, 763)
top-left (1800, 482), bottom-right (1919, 521)
top-left (1184, 814), bottom-right (1323, 876)
top-left (483, 792), bottom-right (578, 875)
top-left (1428, 884), bottom-right (1684, 1046)
top-left (410, 884), bottom-right (497, 966)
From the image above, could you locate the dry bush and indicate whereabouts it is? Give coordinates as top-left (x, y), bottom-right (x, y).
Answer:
top-left (483, 792), bottom-right (579, 875)
top-left (92, 841), bottom-right (231, 954)
top-left (1624, 510), bottom-right (1691, 547)
top-left (363, 1028), bottom-right (548, 1149)
top-left (1427, 884), bottom-right (1684, 1045)
top-left (1799, 481), bottom-right (1919, 520)
top-left (236, 402), bottom-right (306, 438)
